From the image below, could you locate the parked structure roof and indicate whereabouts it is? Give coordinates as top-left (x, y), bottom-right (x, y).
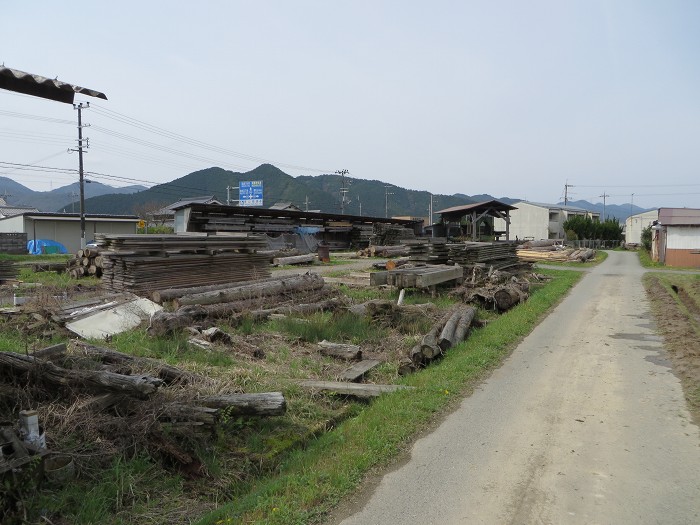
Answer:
top-left (0, 212), bottom-right (139, 222)
top-left (436, 200), bottom-right (517, 217)
top-left (658, 208), bottom-right (700, 226)
top-left (0, 66), bottom-right (107, 104)
top-left (515, 201), bottom-right (598, 215)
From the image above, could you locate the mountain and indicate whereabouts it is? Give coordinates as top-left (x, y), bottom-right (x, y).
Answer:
top-left (59, 164), bottom-right (658, 221)
top-left (560, 200), bottom-right (654, 221)
top-left (81, 164), bottom-right (479, 219)
top-left (0, 176), bottom-right (146, 212)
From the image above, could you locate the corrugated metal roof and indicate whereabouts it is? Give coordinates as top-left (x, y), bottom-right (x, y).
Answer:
top-left (516, 201), bottom-right (598, 214)
top-left (436, 200), bottom-right (517, 215)
top-left (0, 66), bottom-right (107, 104)
top-left (658, 208), bottom-right (700, 226)
top-left (0, 212), bottom-right (138, 222)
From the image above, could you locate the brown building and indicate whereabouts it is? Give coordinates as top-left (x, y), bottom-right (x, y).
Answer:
top-left (652, 208), bottom-right (700, 268)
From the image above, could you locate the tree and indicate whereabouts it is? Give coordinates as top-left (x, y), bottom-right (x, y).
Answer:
top-left (641, 225), bottom-right (653, 252)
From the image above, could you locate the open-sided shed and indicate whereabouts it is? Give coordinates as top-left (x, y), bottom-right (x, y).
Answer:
top-left (436, 200), bottom-right (516, 241)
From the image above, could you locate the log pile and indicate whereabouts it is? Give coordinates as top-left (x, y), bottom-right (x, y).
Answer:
top-left (0, 342), bottom-right (287, 481)
top-left (516, 247), bottom-right (596, 262)
top-left (370, 223), bottom-right (415, 246)
top-left (357, 245), bottom-right (409, 258)
top-left (148, 274), bottom-right (341, 335)
top-left (400, 305), bottom-right (476, 374)
top-left (95, 233), bottom-right (271, 294)
top-left (67, 247), bottom-right (103, 279)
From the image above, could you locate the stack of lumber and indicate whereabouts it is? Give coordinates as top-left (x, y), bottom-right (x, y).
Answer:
top-left (0, 260), bottom-right (19, 282)
top-left (96, 233), bottom-right (271, 294)
top-left (448, 242), bottom-right (517, 264)
top-left (376, 264), bottom-right (463, 289)
top-left (406, 238), bottom-right (449, 264)
top-left (370, 223), bottom-right (415, 246)
top-left (516, 249), bottom-right (570, 262)
top-left (67, 247), bottom-right (103, 278)
top-left (350, 225), bottom-right (374, 248)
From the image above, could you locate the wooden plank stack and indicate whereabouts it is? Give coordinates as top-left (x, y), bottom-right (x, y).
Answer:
top-left (0, 260), bottom-right (19, 282)
top-left (95, 233), bottom-right (271, 294)
top-left (371, 223), bottom-right (415, 246)
top-left (406, 238), bottom-right (449, 264)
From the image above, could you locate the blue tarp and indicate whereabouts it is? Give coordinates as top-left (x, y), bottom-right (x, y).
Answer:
top-left (27, 239), bottom-right (68, 255)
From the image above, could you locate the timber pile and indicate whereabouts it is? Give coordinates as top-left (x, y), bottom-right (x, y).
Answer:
top-left (350, 224), bottom-right (373, 248)
top-left (447, 242), bottom-right (518, 266)
top-left (67, 247), bottom-right (103, 279)
top-left (95, 233), bottom-right (271, 294)
top-left (370, 223), bottom-right (415, 246)
top-left (0, 260), bottom-right (19, 282)
top-left (0, 342), bottom-right (287, 481)
top-left (406, 238), bottom-right (450, 264)
top-left (148, 274), bottom-right (342, 335)
top-left (517, 248), bottom-right (596, 262)
top-left (400, 305), bottom-right (476, 374)
top-left (452, 278), bottom-right (530, 312)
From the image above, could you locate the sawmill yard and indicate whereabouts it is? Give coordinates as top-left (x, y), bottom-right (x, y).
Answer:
top-left (2, 246), bottom-right (589, 524)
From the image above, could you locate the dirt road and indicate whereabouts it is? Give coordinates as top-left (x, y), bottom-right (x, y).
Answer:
top-left (331, 251), bottom-right (700, 524)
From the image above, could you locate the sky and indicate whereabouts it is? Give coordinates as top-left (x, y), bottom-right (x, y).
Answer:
top-left (1, 1), bottom-right (699, 211)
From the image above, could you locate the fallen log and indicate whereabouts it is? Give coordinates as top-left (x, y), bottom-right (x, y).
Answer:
top-left (176, 273), bottom-right (325, 307)
top-left (203, 296), bottom-right (342, 320)
top-left (198, 392), bottom-right (286, 416)
top-left (318, 340), bottom-right (362, 360)
top-left (438, 310), bottom-right (463, 351)
top-left (299, 380), bottom-right (413, 398)
top-left (493, 285), bottom-right (527, 311)
top-left (147, 305), bottom-right (209, 336)
top-left (452, 306), bottom-right (476, 344)
top-left (0, 351), bottom-right (163, 399)
top-left (273, 254), bottom-right (316, 266)
top-left (151, 276), bottom-right (285, 304)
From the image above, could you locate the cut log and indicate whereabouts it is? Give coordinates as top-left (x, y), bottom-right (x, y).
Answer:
top-left (318, 340), bottom-right (362, 360)
top-left (273, 254), bottom-right (316, 266)
top-left (398, 357), bottom-right (417, 376)
top-left (438, 309), bottom-right (463, 351)
top-left (339, 359), bottom-right (381, 382)
top-left (452, 306), bottom-right (476, 344)
top-left (197, 392), bottom-right (286, 416)
top-left (147, 305), bottom-right (209, 336)
top-left (299, 380), bottom-right (414, 398)
top-left (151, 276), bottom-right (284, 304)
top-left (31, 343), bottom-right (67, 359)
top-left (203, 297), bottom-right (342, 320)
top-left (493, 285), bottom-right (526, 311)
top-left (0, 351), bottom-right (163, 399)
top-left (176, 273), bottom-right (325, 307)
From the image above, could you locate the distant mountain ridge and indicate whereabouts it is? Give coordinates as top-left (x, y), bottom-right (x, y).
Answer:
top-left (3, 164), bottom-right (655, 221)
top-left (0, 176), bottom-right (146, 212)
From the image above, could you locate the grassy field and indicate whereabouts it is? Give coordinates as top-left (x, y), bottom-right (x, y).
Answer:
top-left (1, 266), bottom-right (581, 524)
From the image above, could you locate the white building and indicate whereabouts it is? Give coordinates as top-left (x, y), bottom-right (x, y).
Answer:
top-left (493, 201), bottom-right (600, 241)
top-left (0, 212), bottom-right (139, 254)
top-left (625, 210), bottom-right (658, 245)
top-left (653, 208), bottom-right (700, 268)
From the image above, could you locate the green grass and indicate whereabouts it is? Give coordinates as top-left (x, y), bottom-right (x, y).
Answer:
top-left (638, 249), bottom-right (663, 268)
top-left (195, 268), bottom-right (582, 525)
top-left (269, 311), bottom-right (388, 345)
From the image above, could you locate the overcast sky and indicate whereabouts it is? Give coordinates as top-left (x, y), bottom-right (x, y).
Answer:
top-left (2, 1), bottom-right (699, 210)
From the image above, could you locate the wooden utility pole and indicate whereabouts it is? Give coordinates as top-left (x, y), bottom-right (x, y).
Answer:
top-left (71, 102), bottom-right (89, 249)
top-left (336, 169), bottom-right (349, 214)
top-left (600, 192), bottom-right (609, 220)
top-left (385, 185), bottom-right (394, 218)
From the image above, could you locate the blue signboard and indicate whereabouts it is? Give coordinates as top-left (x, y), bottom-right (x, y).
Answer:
top-left (239, 180), bottom-right (263, 206)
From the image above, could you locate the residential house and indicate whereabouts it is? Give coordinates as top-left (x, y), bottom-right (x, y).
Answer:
top-left (652, 208), bottom-right (700, 268)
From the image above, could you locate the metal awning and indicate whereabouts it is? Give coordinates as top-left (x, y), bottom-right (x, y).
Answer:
top-left (0, 66), bottom-right (107, 104)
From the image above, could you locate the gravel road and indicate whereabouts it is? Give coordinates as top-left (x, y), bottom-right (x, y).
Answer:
top-left (330, 250), bottom-right (700, 525)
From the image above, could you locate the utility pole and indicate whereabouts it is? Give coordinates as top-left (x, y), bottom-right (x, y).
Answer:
top-left (384, 185), bottom-right (394, 218)
top-left (357, 195), bottom-right (361, 216)
top-left (336, 169), bottom-right (349, 214)
top-left (600, 192), bottom-right (609, 220)
top-left (564, 181), bottom-right (574, 205)
top-left (304, 195), bottom-right (311, 212)
top-left (70, 191), bottom-right (79, 213)
top-left (71, 102), bottom-right (90, 249)
top-left (630, 193), bottom-right (634, 218)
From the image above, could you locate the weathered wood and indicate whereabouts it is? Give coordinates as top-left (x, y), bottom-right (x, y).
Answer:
top-left (299, 380), bottom-right (413, 398)
top-left (452, 306), bottom-right (476, 344)
top-left (398, 357), bottom-right (417, 376)
top-left (438, 310), bottom-right (462, 351)
top-left (177, 273), bottom-right (325, 306)
top-left (31, 343), bottom-right (67, 359)
top-left (0, 351), bottom-right (163, 399)
top-left (339, 359), bottom-right (381, 382)
top-left (72, 341), bottom-right (193, 384)
top-left (203, 296), bottom-right (342, 320)
top-left (493, 285), bottom-right (526, 311)
top-left (198, 392), bottom-right (286, 416)
top-left (151, 276), bottom-right (283, 304)
top-left (318, 340), bottom-right (362, 361)
top-left (273, 254), bottom-right (316, 266)
top-left (147, 305), bottom-right (209, 336)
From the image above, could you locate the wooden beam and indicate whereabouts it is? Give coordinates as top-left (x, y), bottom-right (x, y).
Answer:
top-left (339, 359), bottom-right (381, 382)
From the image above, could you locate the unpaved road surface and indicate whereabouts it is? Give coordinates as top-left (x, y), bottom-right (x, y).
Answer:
top-left (331, 251), bottom-right (700, 525)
